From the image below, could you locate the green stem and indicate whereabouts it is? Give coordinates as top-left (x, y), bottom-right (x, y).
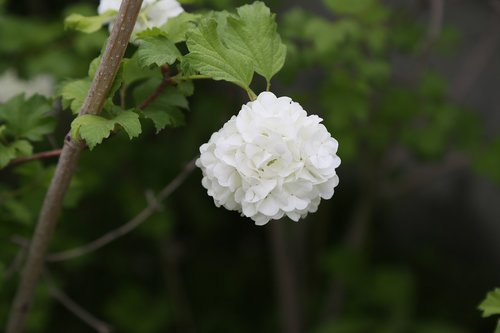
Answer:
top-left (246, 88), bottom-right (257, 101)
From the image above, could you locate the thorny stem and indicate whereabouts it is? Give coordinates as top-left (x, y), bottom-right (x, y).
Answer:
top-left (5, 1), bottom-right (143, 332)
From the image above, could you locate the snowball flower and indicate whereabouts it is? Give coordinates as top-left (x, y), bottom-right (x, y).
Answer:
top-left (196, 92), bottom-right (341, 225)
top-left (98, 0), bottom-right (184, 40)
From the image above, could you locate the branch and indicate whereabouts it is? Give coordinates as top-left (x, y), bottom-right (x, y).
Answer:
top-left (138, 65), bottom-right (172, 110)
top-left (5, 1), bottom-right (143, 332)
top-left (47, 158), bottom-right (197, 262)
top-left (43, 271), bottom-right (112, 333)
top-left (419, 0), bottom-right (445, 60)
top-left (8, 149), bottom-right (62, 167)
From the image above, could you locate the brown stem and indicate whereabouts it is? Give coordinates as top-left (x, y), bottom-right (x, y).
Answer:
top-left (419, 0), bottom-right (445, 61)
top-left (269, 222), bottom-right (302, 333)
top-left (8, 149), bottom-right (62, 167)
top-left (138, 65), bottom-right (172, 110)
top-left (5, 1), bottom-right (143, 332)
top-left (44, 272), bottom-right (112, 333)
top-left (46, 158), bottom-right (196, 262)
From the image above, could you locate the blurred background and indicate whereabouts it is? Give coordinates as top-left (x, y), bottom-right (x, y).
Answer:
top-left (1, 0), bottom-right (500, 332)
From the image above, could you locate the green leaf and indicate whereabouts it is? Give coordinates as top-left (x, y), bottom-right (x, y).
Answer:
top-left (123, 53), bottom-right (160, 85)
top-left (160, 12), bottom-right (200, 43)
top-left (143, 107), bottom-right (185, 133)
top-left (137, 36), bottom-right (181, 67)
top-left (71, 110), bottom-right (142, 149)
top-left (133, 78), bottom-right (189, 133)
top-left (479, 288), bottom-right (500, 318)
top-left (0, 94), bottom-right (55, 141)
top-left (112, 111), bottom-right (142, 139)
top-left (71, 115), bottom-right (115, 149)
top-left (64, 11), bottom-right (115, 33)
top-left (225, 1), bottom-right (286, 84)
top-left (59, 79), bottom-right (91, 114)
top-left (185, 18), bottom-right (253, 89)
top-left (323, 0), bottom-right (375, 14)
top-left (0, 140), bottom-right (33, 168)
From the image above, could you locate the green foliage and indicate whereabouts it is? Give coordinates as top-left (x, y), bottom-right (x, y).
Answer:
top-left (64, 11), bottom-right (115, 33)
top-left (70, 110), bottom-right (141, 149)
top-left (0, 94), bottom-right (55, 142)
top-left (479, 289), bottom-right (500, 317)
top-left (59, 79), bottom-right (91, 114)
top-left (185, 2), bottom-right (285, 90)
top-left (479, 289), bottom-right (500, 333)
top-left (0, 139), bottom-right (32, 168)
top-left (137, 36), bottom-right (181, 67)
top-left (324, 0), bottom-right (375, 15)
top-left (225, 1), bottom-right (286, 85)
top-left (185, 18), bottom-right (254, 89)
top-left (133, 78), bottom-right (189, 132)
top-left (473, 139), bottom-right (500, 183)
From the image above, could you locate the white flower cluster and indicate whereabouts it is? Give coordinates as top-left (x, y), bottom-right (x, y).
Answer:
top-left (98, 0), bottom-right (184, 40)
top-left (197, 92), bottom-right (341, 225)
top-left (0, 69), bottom-right (54, 103)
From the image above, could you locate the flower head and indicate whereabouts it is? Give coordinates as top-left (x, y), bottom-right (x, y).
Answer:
top-left (98, 0), bottom-right (184, 41)
top-left (196, 92), bottom-right (341, 225)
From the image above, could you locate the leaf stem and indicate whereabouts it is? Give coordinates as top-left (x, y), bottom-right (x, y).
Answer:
top-left (246, 88), bottom-right (257, 101)
top-left (5, 1), bottom-right (143, 332)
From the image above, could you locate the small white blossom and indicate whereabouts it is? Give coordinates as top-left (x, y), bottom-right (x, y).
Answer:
top-left (196, 92), bottom-right (341, 225)
top-left (98, 0), bottom-right (184, 41)
top-left (0, 69), bottom-right (54, 103)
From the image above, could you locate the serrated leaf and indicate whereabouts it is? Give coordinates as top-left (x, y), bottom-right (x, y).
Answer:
top-left (113, 111), bottom-right (142, 139)
top-left (70, 111), bottom-right (142, 149)
top-left (0, 94), bottom-right (55, 141)
top-left (225, 1), bottom-right (286, 85)
top-left (185, 18), bottom-right (253, 89)
top-left (137, 36), bottom-right (181, 67)
top-left (64, 11), bottom-right (115, 33)
top-left (133, 77), bottom-right (189, 109)
top-left (71, 115), bottom-right (115, 149)
top-left (479, 288), bottom-right (500, 318)
top-left (177, 80), bottom-right (194, 96)
top-left (143, 107), bottom-right (185, 133)
top-left (160, 12), bottom-right (200, 43)
top-left (59, 79), bottom-right (91, 114)
top-left (0, 140), bottom-right (33, 168)
top-left (123, 53), bottom-right (160, 85)
top-left (88, 56), bottom-right (101, 78)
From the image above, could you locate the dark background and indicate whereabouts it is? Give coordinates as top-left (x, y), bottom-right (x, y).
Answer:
top-left (1, 0), bottom-right (500, 332)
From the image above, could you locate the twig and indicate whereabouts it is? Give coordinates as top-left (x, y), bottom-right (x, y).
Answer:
top-left (43, 271), bottom-right (112, 333)
top-left (138, 65), bottom-right (172, 110)
top-left (5, 1), bottom-right (143, 332)
top-left (419, 0), bottom-right (445, 60)
top-left (46, 158), bottom-right (197, 262)
top-left (4, 247), bottom-right (27, 280)
top-left (269, 222), bottom-right (302, 333)
top-left (8, 149), bottom-right (62, 167)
